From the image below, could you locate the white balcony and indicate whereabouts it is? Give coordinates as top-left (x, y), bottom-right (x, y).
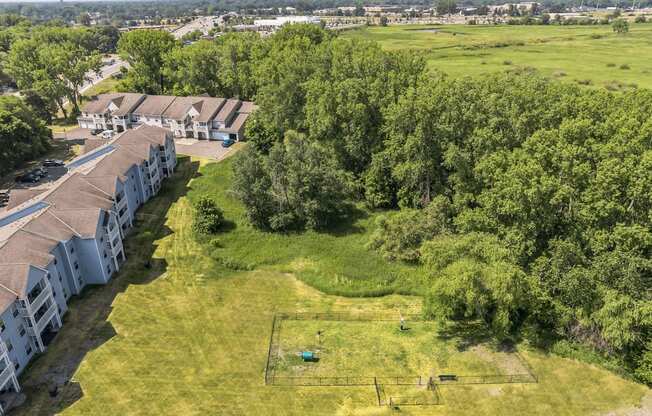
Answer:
top-left (18, 283), bottom-right (52, 317)
top-left (0, 362), bottom-right (15, 390)
top-left (106, 239), bottom-right (123, 257)
top-left (106, 222), bottom-right (120, 241)
top-left (27, 302), bottom-right (57, 336)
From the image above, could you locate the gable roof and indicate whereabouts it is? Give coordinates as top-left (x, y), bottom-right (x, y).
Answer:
top-left (133, 95), bottom-right (176, 117)
top-left (82, 93), bottom-right (145, 116)
top-left (215, 99), bottom-right (241, 123)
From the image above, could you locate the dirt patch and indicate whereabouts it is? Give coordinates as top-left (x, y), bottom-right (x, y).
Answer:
top-left (487, 386), bottom-right (503, 397)
top-left (470, 345), bottom-right (528, 374)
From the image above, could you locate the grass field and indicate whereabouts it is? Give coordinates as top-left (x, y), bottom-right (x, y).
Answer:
top-left (272, 319), bottom-right (531, 380)
top-left (341, 23), bottom-right (652, 90)
top-left (13, 155), bottom-right (650, 415)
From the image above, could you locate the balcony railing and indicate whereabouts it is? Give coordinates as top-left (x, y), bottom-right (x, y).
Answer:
top-left (20, 284), bottom-right (52, 317)
top-left (0, 362), bottom-right (14, 390)
top-left (115, 195), bottom-right (128, 212)
top-left (27, 302), bottom-right (57, 336)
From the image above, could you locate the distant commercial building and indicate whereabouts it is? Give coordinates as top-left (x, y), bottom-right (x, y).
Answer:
top-left (0, 126), bottom-right (177, 413)
top-left (78, 94), bottom-right (255, 141)
top-left (253, 15), bottom-right (321, 31)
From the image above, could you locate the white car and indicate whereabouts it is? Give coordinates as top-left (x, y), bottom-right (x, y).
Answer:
top-left (101, 130), bottom-right (114, 139)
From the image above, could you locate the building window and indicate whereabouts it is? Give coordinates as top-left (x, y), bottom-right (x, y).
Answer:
top-left (47, 273), bottom-right (52, 280)
top-left (107, 266), bottom-right (111, 274)
top-left (12, 306), bottom-right (18, 318)
top-left (59, 276), bottom-right (62, 282)
top-left (74, 262), bottom-right (79, 270)
top-left (26, 345), bottom-right (32, 355)
top-left (54, 259), bottom-right (58, 265)
top-left (70, 246), bottom-right (74, 254)
top-left (7, 342), bottom-right (13, 352)
top-left (14, 363), bottom-right (18, 371)
top-left (0, 319), bottom-right (5, 332)
top-left (18, 326), bottom-right (25, 337)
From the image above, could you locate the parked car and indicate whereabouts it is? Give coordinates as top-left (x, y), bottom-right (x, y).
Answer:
top-left (221, 139), bottom-right (235, 148)
top-left (42, 159), bottom-right (64, 167)
top-left (31, 167), bottom-right (48, 178)
top-left (90, 128), bottom-right (103, 135)
top-left (101, 130), bottom-right (114, 139)
top-left (15, 173), bottom-right (39, 183)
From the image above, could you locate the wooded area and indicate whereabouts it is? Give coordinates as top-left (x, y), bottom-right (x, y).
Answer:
top-left (1, 16), bottom-right (650, 387)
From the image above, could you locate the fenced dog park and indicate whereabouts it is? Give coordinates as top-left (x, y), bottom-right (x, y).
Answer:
top-left (264, 312), bottom-right (538, 407)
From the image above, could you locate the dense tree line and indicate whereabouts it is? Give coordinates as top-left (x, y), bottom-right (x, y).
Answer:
top-left (0, 96), bottom-right (51, 175)
top-left (90, 24), bottom-right (652, 385)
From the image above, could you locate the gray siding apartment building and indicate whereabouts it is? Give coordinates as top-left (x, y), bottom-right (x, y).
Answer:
top-left (0, 126), bottom-right (177, 413)
top-left (78, 93), bottom-right (255, 141)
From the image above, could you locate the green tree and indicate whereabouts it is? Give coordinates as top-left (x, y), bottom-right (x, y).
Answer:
top-left (118, 29), bottom-right (177, 94)
top-left (422, 233), bottom-right (531, 339)
top-left (4, 27), bottom-right (102, 117)
top-left (0, 95), bottom-right (51, 175)
top-left (232, 131), bottom-right (353, 231)
top-left (163, 40), bottom-right (224, 96)
top-left (367, 196), bottom-right (452, 263)
top-left (612, 18), bottom-right (629, 34)
top-left (192, 196), bottom-right (224, 234)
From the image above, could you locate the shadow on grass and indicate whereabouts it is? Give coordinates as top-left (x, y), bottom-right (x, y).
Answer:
top-left (318, 204), bottom-right (369, 237)
top-left (12, 157), bottom-right (199, 416)
top-left (437, 320), bottom-right (523, 353)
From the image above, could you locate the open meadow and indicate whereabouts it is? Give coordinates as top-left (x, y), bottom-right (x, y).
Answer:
top-left (11, 154), bottom-right (650, 415)
top-left (341, 23), bottom-right (652, 90)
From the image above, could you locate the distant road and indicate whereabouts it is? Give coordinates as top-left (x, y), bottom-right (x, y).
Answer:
top-left (172, 16), bottom-right (215, 39)
top-left (81, 56), bottom-right (128, 94)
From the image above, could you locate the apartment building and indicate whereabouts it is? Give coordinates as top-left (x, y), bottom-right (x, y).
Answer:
top-left (79, 93), bottom-right (255, 141)
top-left (0, 126), bottom-right (176, 413)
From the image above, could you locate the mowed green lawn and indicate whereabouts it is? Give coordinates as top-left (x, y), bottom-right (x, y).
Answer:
top-left (341, 24), bottom-right (652, 89)
top-left (14, 155), bottom-right (649, 415)
top-left (274, 320), bottom-right (531, 379)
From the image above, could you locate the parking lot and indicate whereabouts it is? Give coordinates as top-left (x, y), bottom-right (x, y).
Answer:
top-left (174, 139), bottom-right (237, 160)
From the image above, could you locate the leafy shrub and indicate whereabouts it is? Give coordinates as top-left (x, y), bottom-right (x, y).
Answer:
top-left (192, 197), bottom-right (224, 234)
top-left (553, 70), bottom-right (567, 77)
top-left (606, 62), bottom-right (616, 67)
top-left (620, 63), bottom-right (630, 70)
top-left (367, 196), bottom-right (452, 263)
top-left (576, 79), bottom-right (593, 85)
top-left (634, 15), bottom-right (646, 23)
top-left (503, 60), bottom-right (513, 65)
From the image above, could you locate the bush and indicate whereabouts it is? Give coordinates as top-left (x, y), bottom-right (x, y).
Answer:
top-left (503, 60), bottom-right (513, 65)
top-left (612, 18), bottom-right (629, 34)
top-left (606, 62), bottom-right (616, 67)
top-left (192, 197), bottom-right (224, 234)
top-left (620, 63), bottom-right (630, 70)
top-left (634, 15), bottom-right (646, 23)
top-left (576, 79), bottom-right (593, 85)
top-left (366, 196), bottom-right (452, 263)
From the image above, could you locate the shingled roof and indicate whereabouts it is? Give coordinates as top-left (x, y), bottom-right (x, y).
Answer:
top-left (82, 93), bottom-right (145, 117)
